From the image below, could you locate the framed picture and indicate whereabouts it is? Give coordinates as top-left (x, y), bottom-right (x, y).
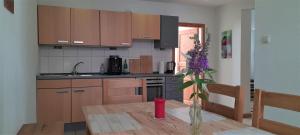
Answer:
top-left (4, 0), bottom-right (14, 14)
top-left (221, 30), bottom-right (232, 59)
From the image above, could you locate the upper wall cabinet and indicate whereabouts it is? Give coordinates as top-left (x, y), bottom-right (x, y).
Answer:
top-left (132, 13), bottom-right (160, 40)
top-left (100, 11), bottom-right (132, 47)
top-left (71, 8), bottom-right (100, 46)
top-left (38, 6), bottom-right (71, 45)
top-left (154, 15), bottom-right (179, 49)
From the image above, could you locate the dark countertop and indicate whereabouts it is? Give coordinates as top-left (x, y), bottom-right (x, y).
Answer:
top-left (36, 73), bottom-right (176, 80)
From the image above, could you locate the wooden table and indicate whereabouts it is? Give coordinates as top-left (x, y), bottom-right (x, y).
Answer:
top-left (83, 100), bottom-right (273, 135)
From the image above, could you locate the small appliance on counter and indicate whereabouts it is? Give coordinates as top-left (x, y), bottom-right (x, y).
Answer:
top-left (159, 61), bottom-right (165, 74)
top-left (165, 61), bottom-right (176, 74)
top-left (107, 55), bottom-right (122, 75)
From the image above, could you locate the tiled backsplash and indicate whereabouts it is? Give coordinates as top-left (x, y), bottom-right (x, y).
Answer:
top-left (39, 40), bottom-right (173, 73)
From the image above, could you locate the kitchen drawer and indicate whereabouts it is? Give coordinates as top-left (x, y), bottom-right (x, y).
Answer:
top-left (72, 79), bottom-right (102, 88)
top-left (37, 80), bottom-right (71, 89)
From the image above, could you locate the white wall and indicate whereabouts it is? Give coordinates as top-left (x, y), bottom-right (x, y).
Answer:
top-left (0, 0), bottom-right (38, 134)
top-left (240, 9), bottom-right (253, 114)
top-left (37, 0), bottom-right (219, 72)
top-left (212, 0), bottom-right (254, 112)
top-left (255, 0), bottom-right (300, 127)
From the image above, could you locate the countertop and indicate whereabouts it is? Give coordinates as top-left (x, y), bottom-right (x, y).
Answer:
top-left (36, 73), bottom-right (176, 80)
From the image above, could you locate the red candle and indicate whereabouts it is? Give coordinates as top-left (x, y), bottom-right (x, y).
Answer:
top-left (154, 98), bottom-right (165, 118)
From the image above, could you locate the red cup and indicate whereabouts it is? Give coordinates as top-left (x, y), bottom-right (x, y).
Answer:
top-left (154, 98), bottom-right (165, 118)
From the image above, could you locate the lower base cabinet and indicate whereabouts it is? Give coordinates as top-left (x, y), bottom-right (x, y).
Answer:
top-left (37, 88), bottom-right (71, 123)
top-left (37, 79), bottom-right (102, 123)
top-left (71, 87), bottom-right (102, 122)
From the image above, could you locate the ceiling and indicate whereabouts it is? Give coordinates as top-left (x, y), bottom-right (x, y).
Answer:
top-left (142, 0), bottom-right (236, 7)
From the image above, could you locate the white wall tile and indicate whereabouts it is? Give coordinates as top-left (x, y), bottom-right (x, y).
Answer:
top-left (78, 48), bottom-right (92, 57)
top-left (104, 49), bottom-right (118, 57)
top-left (115, 48), bottom-right (129, 58)
top-left (63, 47), bottom-right (78, 57)
top-left (39, 57), bottom-right (49, 73)
top-left (38, 41), bottom-right (173, 73)
top-left (39, 47), bottom-right (50, 57)
top-left (63, 57), bottom-right (78, 73)
top-left (48, 48), bottom-right (63, 57)
top-left (77, 57), bottom-right (91, 73)
top-left (91, 48), bottom-right (105, 57)
top-left (48, 57), bottom-right (64, 73)
top-left (91, 57), bottom-right (106, 72)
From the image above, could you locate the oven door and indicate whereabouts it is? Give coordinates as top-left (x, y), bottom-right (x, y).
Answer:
top-left (147, 84), bottom-right (165, 102)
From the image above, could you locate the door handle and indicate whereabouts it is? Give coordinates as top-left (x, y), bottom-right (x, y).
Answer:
top-left (73, 90), bottom-right (85, 93)
top-left (56, 91), bottom-right (69, 94)
top-left (57, 40), bottom-right (69, 43)
top-left (73, 41), bottom-right (84, 44)
top-left (120, 43), bottom-right (130, 46)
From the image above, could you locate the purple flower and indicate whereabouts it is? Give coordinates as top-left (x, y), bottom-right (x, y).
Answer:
top-left (187, 34), bottom-right (210, 75)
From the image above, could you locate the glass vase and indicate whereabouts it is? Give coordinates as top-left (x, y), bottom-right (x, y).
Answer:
top-left (189, 98), bottom-right (202, 135)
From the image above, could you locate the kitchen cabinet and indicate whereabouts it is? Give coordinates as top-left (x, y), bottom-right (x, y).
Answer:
top-left (100, 11), bottom-right (132, 47)
top-left (154, 15), bottom-right (179, 48)
top-left (38, 6), bottom-right (70, 45)
top-left (165, 76), bottom-right (183, 102)
top-left (132, 13), bottom-right (160, 40)
top-left (37, 80), bottom-right (72, 123)
top-left (71, 8), bottom-right (100, 46)
top-left (103, 78), bottom-right (147, 104)
top-left (71, 79), bottom-right (102, 122)
top-left (37, 79), bottom-right (102, 123)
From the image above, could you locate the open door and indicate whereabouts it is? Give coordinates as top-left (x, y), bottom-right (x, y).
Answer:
top-left (175, 23), bottom-right (205, 105)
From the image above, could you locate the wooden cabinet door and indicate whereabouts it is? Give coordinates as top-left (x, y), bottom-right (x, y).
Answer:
top-left (38, 6), bottom-right (70, 45)
top-left (71, 87), bottom-right (102, 122)
top-left (71, 8), bottom-right (100, 46)
top-left (132, 13), bottom-right (160, 40)
top-left (145, 14), bottom-right (160, 39)
top-left (37, 88), bottom-right (71, 123)
top-left (101, 11), bottom-right (132, 47)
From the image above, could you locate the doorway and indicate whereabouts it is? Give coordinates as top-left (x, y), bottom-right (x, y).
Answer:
top-left (174, 23), bottom-right (205, 105)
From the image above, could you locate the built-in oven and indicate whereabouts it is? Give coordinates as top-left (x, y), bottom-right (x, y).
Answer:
top-left (138, 77), bottom-right (165, 102)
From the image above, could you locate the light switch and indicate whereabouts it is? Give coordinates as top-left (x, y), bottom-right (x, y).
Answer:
top-left (261, 35), bottom-right (271, 44)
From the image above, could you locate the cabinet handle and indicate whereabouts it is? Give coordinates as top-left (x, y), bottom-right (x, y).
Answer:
top-left (120, 43), bottom-right (129, 45)
top-left (57, 40), bottom-right (69, 43)
top-left (143, 36), bottom-right (152, 39)
top-left (73, 90), bottom-right (85, 93)
top-left (73, 41), bottom-right (84, 44)
top-left (56, 91), bottom-right (68, 94)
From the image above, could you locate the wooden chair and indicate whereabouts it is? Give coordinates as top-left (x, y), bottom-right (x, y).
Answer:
top-left (202, 84), bottom-right (244, 122)
top-left (103, 78), bottom-right (147, 104)
top-left (252, 89), bottom-right (300, 135)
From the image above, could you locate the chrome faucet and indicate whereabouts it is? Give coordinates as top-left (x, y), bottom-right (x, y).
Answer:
top-left (72, 62), bottom-right (84, 75)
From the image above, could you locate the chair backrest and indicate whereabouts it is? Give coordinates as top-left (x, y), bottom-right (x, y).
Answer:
top-left (103, 78), bottom-right (147, 104)
top-left (252, 89), bottom-right (300, 135)
top-left (202, 84), bottom-right (244, 122)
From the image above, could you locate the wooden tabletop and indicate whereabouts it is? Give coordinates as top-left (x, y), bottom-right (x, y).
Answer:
top-left (82, 100), bottom-right (273, 135)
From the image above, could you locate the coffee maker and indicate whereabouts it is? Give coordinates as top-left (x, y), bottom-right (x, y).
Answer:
top-left (107, 55), bottom-right (122, 75)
